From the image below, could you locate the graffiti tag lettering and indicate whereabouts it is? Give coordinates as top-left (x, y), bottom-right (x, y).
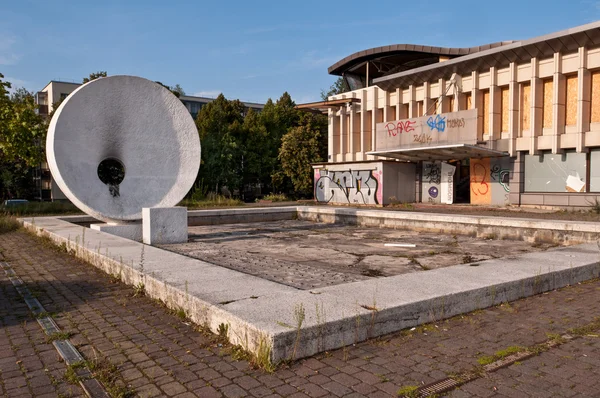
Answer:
top-left (446, 118), bottom-right (465, 128)
top-left (490, 164), bottom-right (510, 192)
top-left (423, 162), bottom-right (441, 185)
top-left (471, 163), bottom-right (489, 196)
top-left (426, 115), bottom-right (446, 132)
top-left (315, 169), bottom-right (381, 204)
top-left (413, 134), bottom-right (433, 144)
top-left (385, 120), bottom-right (416, 137)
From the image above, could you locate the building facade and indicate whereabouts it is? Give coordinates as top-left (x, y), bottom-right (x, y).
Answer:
top-left (34, 80), bottom-right (264, 201)
top-left (310, 21), bottom-right (600, 209)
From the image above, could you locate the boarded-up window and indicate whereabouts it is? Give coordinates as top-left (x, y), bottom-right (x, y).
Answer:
top-left (521, 83), bottom-right (531, 133)
top-left (482, 90), bottom-right (490, 135)
top-left (501, 86), bottom-right (509, 132)
top-left (417, 101), bottom-right (424, 117)
top-left (448, 96), bottom-right (455, 112)
top-left (542, 79), bottom-right (553, 128)
top-left (591, 71), bottom-right (600, 123)
top-left (565, 75), bottom-right (578, 126)
top-left (398, 103), bottom-right (408, 119)
top-left (465, 92), bottom-right (472, 110)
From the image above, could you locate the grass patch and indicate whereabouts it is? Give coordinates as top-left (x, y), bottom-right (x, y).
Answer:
top-left (179, 193), bottom-right (243, 208)
top-left (397, 385), bottom-right (419, 397)
top-left (46, 331), bottom-right (74, 343)
top-left (0, 202), bottom-right (81, 217)
top-left (477, 345), bottom-right (525, 365)
top-left (261, 193), bottom-right (289, 202)
top-left (66, 358), bottom-right (134, 397)
top-left (0, 215), bottom-right (21, 234)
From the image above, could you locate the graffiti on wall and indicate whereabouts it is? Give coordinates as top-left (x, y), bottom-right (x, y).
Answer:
top-left (315, 169), bottom-right (383, 204)
top-left (470, 158), bottom-right (511, 205)
top-left (423, 162), bottom-right (441, 185)
top-left (490, 164), bottom-right (510, 192)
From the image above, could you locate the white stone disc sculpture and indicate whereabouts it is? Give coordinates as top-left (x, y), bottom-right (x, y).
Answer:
top-left (47, 75), bottom-right (201, 222)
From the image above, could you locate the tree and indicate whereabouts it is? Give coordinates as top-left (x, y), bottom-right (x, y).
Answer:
top-left (172, 84), bottom-right (185, 97)
top-left (279, 112), bottom-right (327, 196)
top-left (320, 77), bottom-right (349, 100)
top-left (155, 81), bottom-right (185, 98)
top-left (195, 94), bottom-right (246, 195)
top-left (82, 71), bottom-right (107, 83)
top-left (0, 74), bottom-right (46, 199)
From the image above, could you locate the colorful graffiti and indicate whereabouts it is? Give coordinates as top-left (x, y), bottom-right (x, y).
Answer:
top-left (315, 169), bottom-right (383, 205)
top-left (384, 120), bottom-right (416, 136)
top-left (426, 115), bottom-right (446, 132)
top-left (490, 164), bottom-right (510, 192)
top-left (470, 158), bottom-right (510, 205)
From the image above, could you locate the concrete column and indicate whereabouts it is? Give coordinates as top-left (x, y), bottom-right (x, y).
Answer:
top-left (371, 87), bottom-right (378, 154)
top-left (423, 82), bottom-right (432, 116)
top-left (395, 88), bottom-right (401, 120)
top-left (360, 89), bottom-right (367, 160)
top-left (552, 52), bottom-right (566, 154)
top-left (577, 47), bottom-right (591, 153)
top-left (438, 78), bottom-right (448, 113)
top-left (382, 89), bottom-right (390, 122)
top-left (489, 67), bottom-right (501, 142)
top-left (508, 62), bottom-right (519, 156)
top-left (408, 85), bottom-right (417, 118)
top-left (530, 58), bottom-right (542, 155)
top-left (327, 109), bottom-right (334, 162)
top-left (339, 105), bottom-right (347, 159)
top-left (471, 71), bottom-right (483, 141)
top-left (331, 108), bottom-right (340, 161)
top-left (508, 152), bottom-right (524, 205)
top-left (348, 102), bottom-right (356, 159)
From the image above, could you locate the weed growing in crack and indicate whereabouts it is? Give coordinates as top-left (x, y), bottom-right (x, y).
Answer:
top-left (290, 303), bottom-right (305, 361)
top-left (315, 301), bottom-right (326, 352)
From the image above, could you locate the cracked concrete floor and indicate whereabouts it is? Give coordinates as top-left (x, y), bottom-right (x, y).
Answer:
top-left (162, 220), bottom-right (557, 290)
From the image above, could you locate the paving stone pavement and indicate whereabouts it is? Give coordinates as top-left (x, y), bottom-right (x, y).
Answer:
top-left (1, 230), bottom-right (600, 397)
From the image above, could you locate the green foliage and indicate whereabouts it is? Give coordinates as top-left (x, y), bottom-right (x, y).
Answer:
top-left (179, 192), bottom-right (243, 208)
top-left (154, 81), bottom-right (185, 97)
top-left (0, 74), bottom-right (46, 200)
top-left (0, 201), bottom-right (81, 216)
top-left (397, 385), bottom-right (419, 397)
top-left (321, 77), bottom-right (350, 100)
top-left (193, 91), bottom-right (327, 200)
top-left (82, 71), bottom-right (107, 83)
top-left (278, 112), bottom-right (327, 196)
top-left (0, 215), bottom-right (20, 234)
top-left (477, 345), bottom-right (525, 365)
top-left (262, 193), bottom-right (289, 202)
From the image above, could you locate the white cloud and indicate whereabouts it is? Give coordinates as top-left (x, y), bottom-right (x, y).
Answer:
top-left (298, 50), bottom-right (339, 70)
top-left (192, 90), bottom-right (222, 98)
top-left (0, 36), bottom-right (20, 65)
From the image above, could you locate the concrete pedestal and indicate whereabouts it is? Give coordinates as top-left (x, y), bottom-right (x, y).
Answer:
top-left (143, 207), bottom-right (188, 245)
top-left (90, 222), bottom-right (143, 242)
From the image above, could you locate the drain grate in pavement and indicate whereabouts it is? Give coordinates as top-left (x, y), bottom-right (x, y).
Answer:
top-left (1, 261), bottom-right (110, 398)
top-left (408, 332), bottom-right (582, 397)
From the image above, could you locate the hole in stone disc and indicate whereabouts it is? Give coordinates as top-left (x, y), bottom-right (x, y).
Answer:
top-left (97, 158), bottom-right (125, 187)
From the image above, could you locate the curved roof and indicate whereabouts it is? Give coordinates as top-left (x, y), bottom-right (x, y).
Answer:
top-left (328, 42), bottom-right (515, 77)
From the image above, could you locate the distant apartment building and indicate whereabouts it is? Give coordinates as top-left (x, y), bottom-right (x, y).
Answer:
top-left (34, 79), bottom-right (264, 201)
top-left (300, 21), bottom-right (600, 209)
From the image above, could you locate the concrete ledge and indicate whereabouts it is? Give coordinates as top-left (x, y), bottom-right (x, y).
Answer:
top-left (297, 206), bottom-right (600, 244)
top-left (22, 208), bottom-right (600, 364)
top-left (91, 223), bottom-right (142, 242)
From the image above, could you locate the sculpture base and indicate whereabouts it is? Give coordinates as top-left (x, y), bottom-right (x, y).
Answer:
top-left (90, 222), bottom-right (143, 242)
top-left (142, 207), bottom-right (188, 245)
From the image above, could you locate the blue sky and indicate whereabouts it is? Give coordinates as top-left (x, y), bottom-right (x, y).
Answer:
top-left (1, 0), bottom-right (599, 104)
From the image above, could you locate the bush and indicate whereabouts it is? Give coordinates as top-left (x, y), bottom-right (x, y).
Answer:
top-left (0, 215), bottom-right (20, 234)
top-left (262, 193), bottom-right (289, 202)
